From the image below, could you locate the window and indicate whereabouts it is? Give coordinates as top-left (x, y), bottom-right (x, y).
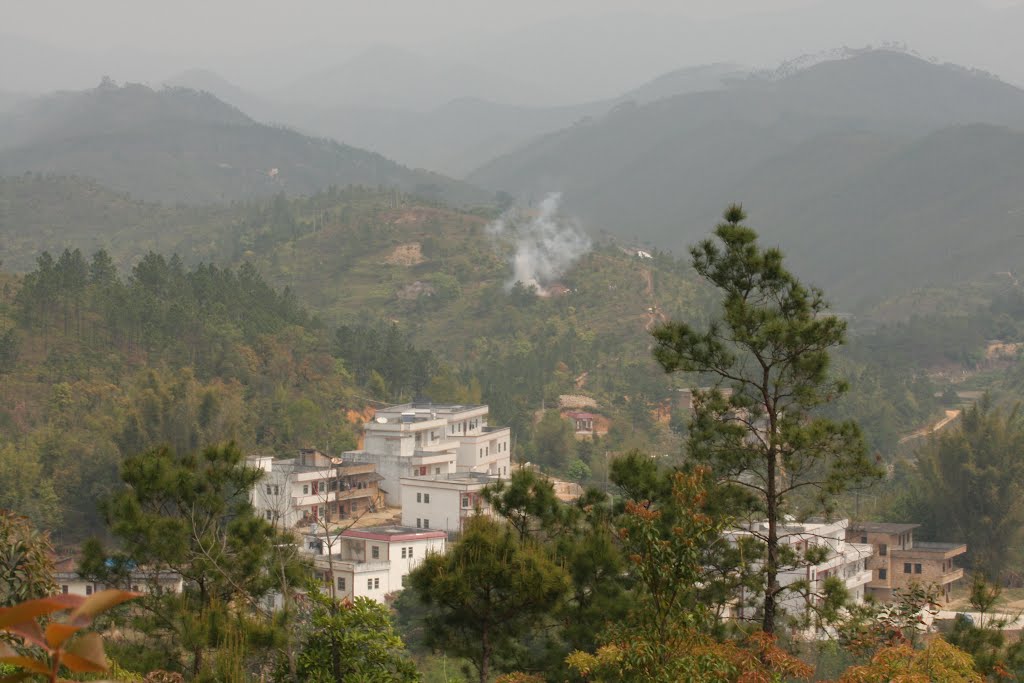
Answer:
top-left (401, 547), bottom-right (407, 559)
top-left (265, 485), bottom-right (272, 495)
top-left (424, 493), bottom-right (430, 503)
top-left (423, 519), bottom-right (430, 529)
top-left (86, 585), bottom-right (93, 596)
top-left (407, 546), bottom-right (413, 558)
top-left (879, 544), bottom-right (887, 556)
top-left (273, 485), bottom-right (279, 495)
top-left (435, 467), bottom-right (441, 474)
top-left (860, 535), bottom-right (868, 544)
top-left (265, 510), bottom-right (273, 520)
top-left (462, 496), bottom-right (470, 508)
top-left (417, 492), bottom-right (422, 503)
top-left (61, 585), bottom-right (68, 594)
top-left (416, 518), bottom-right (421, 528)
top-left (904, 563), bottom-right (912, 574)
top-left (878, 569), bottom-right (887, 580)
top-left (337, 577), bottom-right (345, 591)
top-left (374, 578), bottom-right (380, 589)
top-left (302, 484), bottom-right (309, 495)
top-left (367, 579), bottom-right (373, 590)
top-left (371, 545), bottom-right (380, 559)
top-left (914, 563), bottom-right (922, 574)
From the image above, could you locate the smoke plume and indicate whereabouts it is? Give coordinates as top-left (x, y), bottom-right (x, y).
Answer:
top-left (486, 193), bottom-right (591, 295)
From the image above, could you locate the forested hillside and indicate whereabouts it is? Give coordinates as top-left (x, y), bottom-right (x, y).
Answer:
top-left (0, 81), bottom-right (486, 206)
top-left (470, 50), bottom-right (1024, 305)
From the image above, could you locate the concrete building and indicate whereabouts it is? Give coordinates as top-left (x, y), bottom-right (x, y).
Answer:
top-left (846, 522), bottom-right (966, 603)
top-left (306, 525), bottom-right (447, 604)
top-left (728, 519), bottom-right (873, 623)
top-left (249, 449), bottom-right (384, 530)
top-left (344, 403), bottom-right (511, 506)
top-left (54, 557), bottom-right (182, 597)
top-left (399, 471), bottom-right (498, 534)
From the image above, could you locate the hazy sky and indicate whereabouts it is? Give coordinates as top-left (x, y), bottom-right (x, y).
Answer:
top-left (4, 0), bottom-right (1024, 100)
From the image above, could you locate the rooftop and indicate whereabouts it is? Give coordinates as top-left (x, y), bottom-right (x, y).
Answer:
top-left (401, 471), bottom-right (498, 486)
top-left (849, 522), bottom-right (920, 534)
top-left (342, 525), bottom-right (448, 541)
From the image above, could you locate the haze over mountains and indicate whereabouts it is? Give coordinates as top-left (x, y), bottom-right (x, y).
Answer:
top-left (471, 50), bottom-right (1024, 304)
top-left (0, 80), bottom-right (484, 206)
top-left (6, 31), bottom-right (1024, 311)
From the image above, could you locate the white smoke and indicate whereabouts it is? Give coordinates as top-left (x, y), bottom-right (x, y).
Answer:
top-left (486, 192), bottom-right (591, 295)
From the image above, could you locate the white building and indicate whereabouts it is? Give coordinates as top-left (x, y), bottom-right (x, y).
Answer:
top-left (249, 449), bottom-right (385, 530)
top-left (54, 557), bottom-right (183, 597)
top-left (727, 518), bottom-right (873, 625)
top-left (399, 471), bottom-right (498, 534)
top-left (306, 525), bottom-right (447, 604)
top-left (344, 403), bottom-right (511, 506)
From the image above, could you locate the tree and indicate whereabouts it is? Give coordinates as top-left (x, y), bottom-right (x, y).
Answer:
top-left (837, 638), bottom-right (982, 683)
top-left (651, 205), bottom-right (878, 633)
top-left (562, 468), bottom-right (811, 683)
top-left (93, 442), bottom-right (294, 676)
top-left (406, 515), bottom-right (569, 683)
top-left (532, 409), bottom-right (576, 471)
top-left (286, 592), bottom-right (418, 683)
top-left (0, 511), bottom-right (56, 607)
top-left (911, 398), bottom-right (1024, 578)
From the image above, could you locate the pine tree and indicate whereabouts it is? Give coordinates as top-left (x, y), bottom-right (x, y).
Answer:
top-left (651, 205), bottom-right (879, 633)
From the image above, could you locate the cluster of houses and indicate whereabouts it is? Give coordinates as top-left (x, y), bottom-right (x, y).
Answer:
top-left (54, 400), bottom-right (968, 629)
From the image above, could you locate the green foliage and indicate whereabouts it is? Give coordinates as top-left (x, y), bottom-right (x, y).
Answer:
top-left (89, 442), bottom-right (302, 677)
top-left (529, 410), bottom-right (576, 472)
top-left (891, 398), bottom-right (1024, 577)
top-left (0, 511), bottom-right (56, 607)
top-left (284, 591), bottom-right (418, 683)
top-left (651, 206), bottom-right (880, 633)
top-left (404, 515), bottom-right (569, 683)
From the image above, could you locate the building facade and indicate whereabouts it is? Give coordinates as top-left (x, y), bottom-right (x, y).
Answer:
top-left (399, 471), bottom-right (498, 533)
top-left (727, 519), bottom-right (873, 624)
top-left (249, 449), bottom-right (384, 530)
top-left (846, 522), bottom-right (966, 603)
top-left (306, 525), bottom-right (447, 604)
top-left (344, 403), bottom-right (511, 506)
top-left (54, 557), bottom-right (183, 597)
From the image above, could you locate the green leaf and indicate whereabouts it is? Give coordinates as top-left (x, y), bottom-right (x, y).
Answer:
top-left (0, 655), bottom-right (50, 674)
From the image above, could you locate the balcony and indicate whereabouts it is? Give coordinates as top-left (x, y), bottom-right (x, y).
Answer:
top-left (940, 567), bottom-right (964, 584)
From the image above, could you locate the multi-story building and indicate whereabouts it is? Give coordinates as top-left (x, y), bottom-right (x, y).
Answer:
top-left (846, 522), bottom-right (966, 603)
top-left (249, 449), bottom-right (384, 530)
top-left (344, 403), bottom-right (511, 506)
top-left (305, 525), bottom-right (447, 604)
top-left (727, 519), bottom-right (873, 623)
top-left (399, 471), bottom-right (498, 534)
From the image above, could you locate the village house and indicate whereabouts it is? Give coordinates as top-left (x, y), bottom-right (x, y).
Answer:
top-left (726, 519), bottom-right (873, 624)
top-left (845, 522), bottom-right (966, 603)
top-left (305, 525), bottom-right (446, 604)
top-left (249, 448), bottom-right (384, 529)
top-left (344, 403), bottom-right (511, 506)
top-left (399, 471), bottom-right (498, 534)
top-left (54, 557), bottom-right (183, 597)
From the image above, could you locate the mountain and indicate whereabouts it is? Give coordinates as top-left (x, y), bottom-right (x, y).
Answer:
top-left (282, 63), bottom-right (744, 177)
top-left (468, 50), bottom-right (1024, 304)
top-left (273, 45), bottom-right (557, 111)
top-left (161, 68), bottom-right (278, 122)
top-left (0, 81), bottom-right (486, 206)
